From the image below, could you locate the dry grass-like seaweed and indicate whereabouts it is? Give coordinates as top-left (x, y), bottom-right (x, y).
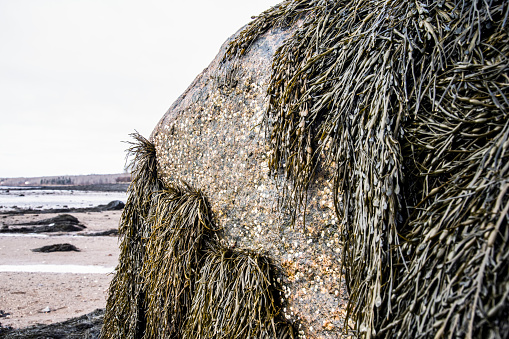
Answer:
top-left (229, 0), bottom-right (509, 337)
top-left (184, 243), bottom-right (295, 339)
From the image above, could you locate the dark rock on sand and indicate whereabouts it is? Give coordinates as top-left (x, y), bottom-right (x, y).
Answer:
top-left (31, 243), bottom-right (80, 253)
top-left (0, 200), bottom-right (125, 216)
top-left (0, 310), bottom-right (12, 336)
top-left (104, 200), bottom-right (125, 210)
top-left (14, 214), bottom-right (81, 226)
top-left (82, 229), bottom-right (118, 237)
top-left (0, 308), bottom-right (104, 339)
top-left (0, 214), bottom-right (86, 233)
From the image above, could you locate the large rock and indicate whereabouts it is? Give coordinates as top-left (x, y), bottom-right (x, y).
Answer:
top-left (152, 21), bottom-right (346, 337)
top-left (118, 1), bottom-right (509, 337)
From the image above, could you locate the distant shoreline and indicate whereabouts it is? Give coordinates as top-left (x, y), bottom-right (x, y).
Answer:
top-left (0, 185), bottom-right (128, 215)
top-left (0, 183), bottom-right (129, 192)
top-left (0, 173), bottom-right (131, 188)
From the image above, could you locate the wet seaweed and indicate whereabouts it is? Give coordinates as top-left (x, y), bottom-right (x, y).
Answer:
top-left (229, 0), bottom-right (509, 337)
top-left (31, 243), bottom-right (80, 252)
top-left (184, 243), bottom-right (295, 339)
top-left (142, 183), bottom-right (218, 338)
top-left (102, 133), bottom-right (163, 339)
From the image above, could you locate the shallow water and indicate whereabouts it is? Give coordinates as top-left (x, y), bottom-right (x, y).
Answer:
top-left (0, 187), bottom-right (126, 211)
top-left (0, 233), bottom-right (88, 238)
top-left (0, 233), bottom-right (53, 238)
top-left (0, 264), bottom-right (115, 274)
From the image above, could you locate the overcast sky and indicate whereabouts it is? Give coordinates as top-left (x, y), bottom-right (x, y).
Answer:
top-left (0, 0), bottom-right (280, 178)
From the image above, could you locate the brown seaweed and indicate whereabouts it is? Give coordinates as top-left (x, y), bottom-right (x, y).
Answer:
top-left (183, 243), bottom-right (295, 339)
top-left (141, 183), bottom-right (217, 338)
top-left (101, 133), bottom-right (163, 339)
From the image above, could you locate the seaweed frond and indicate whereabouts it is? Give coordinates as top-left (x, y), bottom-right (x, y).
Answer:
top-left (142, 182), bottom-right (218, 338)
top-left (184, 243), bottom-right (295, 339)
top-left (102, 133), bottom-right (163, 339)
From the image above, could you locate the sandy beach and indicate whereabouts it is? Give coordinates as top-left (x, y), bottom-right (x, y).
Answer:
top-left (0, 210), bottom-right (121, 329)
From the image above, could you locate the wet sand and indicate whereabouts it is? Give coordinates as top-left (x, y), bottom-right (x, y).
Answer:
top-left (0, 210), bottom-right (121, 328)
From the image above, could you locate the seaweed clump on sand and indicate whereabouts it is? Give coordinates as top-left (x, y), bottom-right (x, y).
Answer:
top-left (101, 134), bottom-right (294, 338)
top-left (31, 243), bottom-right (80, 252)
top-left (227, 0), bottom-right (509, 338)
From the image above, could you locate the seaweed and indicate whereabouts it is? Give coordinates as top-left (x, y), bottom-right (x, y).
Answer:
top-left (102, 133), bottom-right (163, 339)
top-left (102, 134), bottom-right (294, 338)
top-left (183, 243), bottom-right (295, 339)
top-left (228, 0), bottom-right (509, 337)
top-left (142, 183), bottom-right (218, 338)
top-left (31, 243), bottom-right (80, 252)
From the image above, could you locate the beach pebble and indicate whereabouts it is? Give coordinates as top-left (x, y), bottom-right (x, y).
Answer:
top-left (41, 306), bottom-right (51, 313)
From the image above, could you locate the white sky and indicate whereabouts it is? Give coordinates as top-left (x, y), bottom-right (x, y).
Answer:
top-left (0, 0), bottom-right (280, 178)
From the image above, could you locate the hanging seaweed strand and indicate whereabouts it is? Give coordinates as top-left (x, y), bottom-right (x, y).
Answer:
top-left (183, 243), bottom-right (295, 339)
top-left (102, 133), bottom-right (163, 339)
top-left (142, 183), bottom-right (218, 338)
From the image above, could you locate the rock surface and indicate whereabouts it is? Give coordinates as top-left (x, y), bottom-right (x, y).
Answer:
top-left (152, 21), bottom-right (348, 338)
top-left (31, 243), bottom-right (80, 253)
top-left (0, 214), bottom-right (86, 233)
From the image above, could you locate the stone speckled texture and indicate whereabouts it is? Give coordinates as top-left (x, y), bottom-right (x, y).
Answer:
top-left (152, 22), bottom-right (351, 338)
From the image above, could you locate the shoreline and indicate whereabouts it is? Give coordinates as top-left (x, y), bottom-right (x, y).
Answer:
top-left (0, 204), bottom-right (121, 331)
top-left (0, 203), bottom-right (125, 216)
top-left (0, 185), bottom-right (127, 215)
top-left (0, 183), bottom-right (129, 192)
